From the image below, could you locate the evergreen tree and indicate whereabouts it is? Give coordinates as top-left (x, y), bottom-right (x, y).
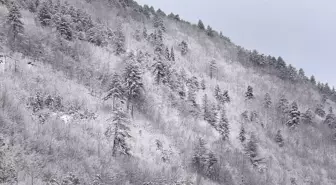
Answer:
top-left (187, 87), bottom-right (197, 106)
top-left (238, 124), bottom-right (246, 143)
top-left (191, 138), bottom-right (208, 184)
top-left (198, 20), bottom-right (205, 30)
top-left (275, 130), bottom-right (284, 147)
top-left (104, 73), bottom-right (125, 109)
top-left (156, 8), bottom-right (166, 17)
top-left (277, 95), bottom-right (289, 114)
top-left (61, 173), bottom-right (80, 185)
top-left (123, 63), bottom-right (143, 115)
top-left (310, 75), bottom-right (316, 85)
top-left (174, 14), bottom-right (180, 21)
top-left (56, 15), bottom-right (73, 40)
top-left (245, 85), bottom-right (254, 100)
top-left (134, 29), bottom-right (141, 41)
top-left (220, 90), bottom-right (231, 103)
top-left (153, 14), bottom-right (165, 31)
top-left (6, 2), bottom-right (24, 50)
top-left (302, 108), bottom-right (314, 124)
top-left (245, 133), bottom-right (258, 158)
top-left (324, 107), bottom-right (336, 129)
top-left (164, 47), bottom-right (170, 61)
top-left (170, 47), bottom-right (175, 61)
top-left (152, 56), bottom-right (168, 84)
top-left (142, 26), bottom-right (148, 39)
top-left (315, 104), bottom-right (326, 118)
top-left (287, 64), bottom-right (298, 81)
top-left (214, 85), bottom-right (221, 100)
top-left (209, 60), bottom-right (217, 79)
top-left (105, 108), bottom-right (131, 156)
top-left (286, 101), bottom-right (300, 128)
top-left (206, 25), bottom-right (214, 37)
top-left (114, 25), bottom-right (126, 55)
top-left (298, 68), bottom-right (306, 81)
top-left (217, 109), bottom-right (230, 141)
top-left (264, 93), bottom-right (272, 108)
top-left (202, 94), bottom-right (210, 120)
top-left (201, 79), bottom-right (206, 91)
top-left (38, 1), bottom-right (52, 26)
top-left (179, 41), bottom-right (188, 55)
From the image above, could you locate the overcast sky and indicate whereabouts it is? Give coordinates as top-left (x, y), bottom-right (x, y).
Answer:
top-left (136, 0), bottom-right (336, 86)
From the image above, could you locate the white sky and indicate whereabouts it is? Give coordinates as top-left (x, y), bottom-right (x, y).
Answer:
top-left (136, 0), bottom-right (336, 86)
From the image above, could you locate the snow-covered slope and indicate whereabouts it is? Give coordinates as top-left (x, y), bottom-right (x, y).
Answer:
top-left (1, 0), bottom-right (336, 185)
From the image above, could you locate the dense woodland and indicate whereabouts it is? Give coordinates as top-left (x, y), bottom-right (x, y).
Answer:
top-left (1, 0), bottom-right (336, 184)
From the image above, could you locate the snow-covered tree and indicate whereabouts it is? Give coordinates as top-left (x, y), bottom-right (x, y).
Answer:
top-left (198, 20), bottom-right (205, 30)
top-left (191, 138), bottom-right (208, 184)
top-left (298, 68), bottom-right (306, 81)
top-left (164, 46), bottom-right (170, 61)
top-left (61, 173), bottom-right (80, 185)
top-left (315, 104), bottom-right (326, 118)
top-left (239, 124), bottom-right (246, 143)
top-left (264, 93), bottom-right (272, 108)
top-left (245, 85), bottom-right (254, 100)
top-left (286, 101), bottom-right (300, 128)
top-left (38, 1), bottom-right (52, 27)
top-left (56, 15), bottom-right (73, 40)
top-left (287, 64), bottom-right (298, 81)
top-left (275, 130), bottom-right (284, 147)
top-left (302, 108), bottom-right (314, 124)
top-left (153, 14), bottom-right (165, 31)
top-left (104, 73), bottom-right (125, 109)
top-left (170, 47), bottom-right (175, 61)
top-left (277, 95), bottom-right (289, 114)
top-left (209, 60), bottom-right (217, 79)
top-left (152, 56), bottom-right (169, 84)
top-left (214, 85), bottom-right (221, 100)
top-left (217, 109), bottom-right (230, 141)
top-left (324, 107), bottom-right (336, 129)
top-left (310, 75), bottom-right (316, 85)
top-left (123, 63), bottom-right (143, 116)
top-left (105, 108), bottom-right (131, 156)
top-left (179, 41), bottom-right (188, 56)
top-left (114, 25), bottom-right (126, 55)
top-left (202, 94), bottom-right (209, 120)
top-left (201, 79), bottom-right (206, 91)
top-left (143, 26), bottom-right (148, 39)
top-left (206, 25), bottom-right (214, 37)
top-left (6, 2), bottom-right (24, 50)
top-left (245, 133), bottom-right (258, 158)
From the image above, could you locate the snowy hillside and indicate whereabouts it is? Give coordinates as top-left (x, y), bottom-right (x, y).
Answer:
top-left (1, 0), bottom-right (336, 184)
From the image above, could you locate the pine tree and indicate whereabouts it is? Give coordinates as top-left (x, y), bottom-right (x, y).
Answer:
top-left (56, 15), bottom-right (73, 40)
top-left (209, 60), bottom-right (217, 79)
top-left (214, 85), bottom-right (221, 100)
top-left (164, 47), bottom-right (170, 61)
top-left (315, 104), bottom-right (326, 118)
top-left (264, 93), bottom-right (272, 108)
top-left (286, 101), bottom-right (300, 128)
top-left (198, 20), bottom-right (205, 30)
top-left (179, 41), bottom-right (188, 55)
top-left (298, 68), bottom-right (306, 81)
top-left (114, 25), bottom-right (126, 55)
top-left (61, 173), bottom-right (80, 185)
top-left (142, 26), bottom-right (148, 39)
top-left (103, 73), bottom-right (125, 109)
top-left (275, 130), bottom-right (284, 147)
top-left (38, 1), bottom-right (52, 27)
top-left (202, 94), bottom-right (209, 119)
top-left (6, 2), bottom-right (24, 50)
top-left (217, 109), bottom-right (230, 141)
top-left (246, 133), bottom-right (258, 158)
top-left (152, 56), bottom-right (168, 84)
top-left (245, 86), bottom-right (254, 100)
top-left (170, 47), bottom-right (175, 61)
top-left (187, 87), bottom-right (197, 106)
top-left (105, 108), bottom-right (131, 156)
top-left (191, 138), bottom-right (208, 184)
top-left (302, 108), bottom-right (314, 124)
top-left (324, 107), bottom-right (336, 129)
top-left (123, 63), bottom-right (143, 116)
top-left (310, 75), bottom-right (316, 85)
top-left (239, 124), bottom-right (246, 143)
top-left (277, 95), bottom-right (289, 114)
top-left (201, 79), bottom-right (206, 91)
top-left (206, 25), bottom-right (214, 37)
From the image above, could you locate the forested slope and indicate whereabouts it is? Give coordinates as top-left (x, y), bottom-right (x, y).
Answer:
top-left (1, 0), bottom-right (336, 184)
